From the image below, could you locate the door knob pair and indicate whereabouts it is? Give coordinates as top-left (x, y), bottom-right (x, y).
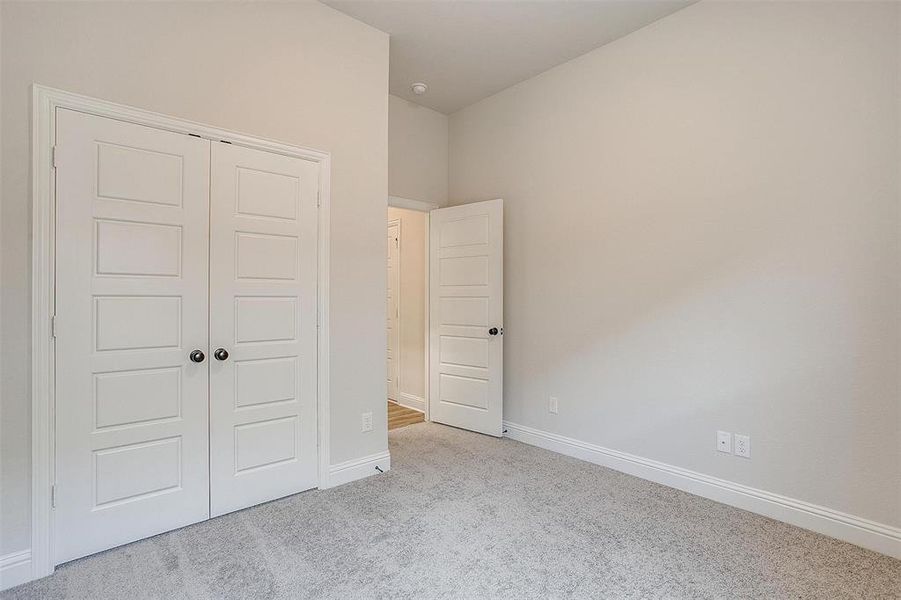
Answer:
top-left (189, 348), bottom-right (229, 363)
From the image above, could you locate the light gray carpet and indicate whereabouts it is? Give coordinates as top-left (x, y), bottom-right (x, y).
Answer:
top-left (3, 422), bottom-right (899, 599)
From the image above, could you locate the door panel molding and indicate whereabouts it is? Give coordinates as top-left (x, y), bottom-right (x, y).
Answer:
top-left (30, 85), bottom-right (331, 584)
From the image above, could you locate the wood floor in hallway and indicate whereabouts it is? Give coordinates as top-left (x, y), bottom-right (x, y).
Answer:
top-left (388, 400), bottom-right (425, 430)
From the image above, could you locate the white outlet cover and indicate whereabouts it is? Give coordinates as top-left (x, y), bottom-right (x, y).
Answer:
top-left (735, 434), bottom-right (751, 458)
top-left (362, 412), bottom-right (373, 432)
top-left (549, 396), bottom-right (559, 415)
top-left (717, 431), bottom-right (732, 453)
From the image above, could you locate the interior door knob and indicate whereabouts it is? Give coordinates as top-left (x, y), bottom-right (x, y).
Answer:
top-left (189, 349), bottom-right (205, 363)
top-left (214, 348), bottom-right (229, 361)
top-left (488, 327), bottom-right (499, 336)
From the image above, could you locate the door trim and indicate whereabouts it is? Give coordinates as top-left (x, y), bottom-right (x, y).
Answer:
top-left (30, 84), bottom-right (332, 581)
top-left (388, 195), bottom-right (438, 212)
top-left (386, 218), bottom-right (402, 402)
top-left (387, 196), bottom-right (431, 420)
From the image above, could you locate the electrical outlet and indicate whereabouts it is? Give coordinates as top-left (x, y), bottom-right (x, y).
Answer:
top-left (717, 431), bottom-right (732, 454)
top-left (361, 412), bottom-right (373, 432)
top-left (549, 396), bottom-right (559, 415)
top-left (734, 434), bottom-right (750, 458)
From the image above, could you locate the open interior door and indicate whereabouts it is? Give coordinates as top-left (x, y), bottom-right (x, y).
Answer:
top-left (429, 199), bottom-right (503, 436)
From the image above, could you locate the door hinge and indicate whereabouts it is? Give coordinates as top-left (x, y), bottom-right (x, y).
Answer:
top-left (317, 190), bottom-right (321, 208)
top-left (51, 145), bottom-right (58, 168)
top-left (50, 315), bottom-right (57, 339)
top-left (51, 485), bottom-right (56, 509)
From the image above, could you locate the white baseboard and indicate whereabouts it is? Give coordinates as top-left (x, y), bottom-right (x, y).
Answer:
top-left (0, 549), bottom-right (32, 592)
top-left (503, 421), bottom-right (901, 559)
top-left (396, 393), bottom-right (426, 413)
top-left (327, 451), bottom-right (391, 488)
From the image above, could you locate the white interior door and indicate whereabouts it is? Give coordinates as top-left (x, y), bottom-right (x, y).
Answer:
top-left (209, 142), bottom-right (319, 517)
top-left (54, 109), bottom-right (211, 563)
top-left (387, 220), bottom-right (400, 401)
top-left (429, 199), bottom-right (503, 436)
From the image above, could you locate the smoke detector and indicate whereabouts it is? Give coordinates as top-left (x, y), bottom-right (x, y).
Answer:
top-left (411, 82), bottom-right (428, 96)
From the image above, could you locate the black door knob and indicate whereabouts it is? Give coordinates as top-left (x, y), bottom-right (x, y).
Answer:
top-left (189, 349), bottom-right (205, 363)
top-left (488, 327), bottom-right (499, 336)
top-left (214, 348), bottom-right (229, 361)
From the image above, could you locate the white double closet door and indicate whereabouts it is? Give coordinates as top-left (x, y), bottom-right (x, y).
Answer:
top-left (54, 109), bottom-right (319, 564)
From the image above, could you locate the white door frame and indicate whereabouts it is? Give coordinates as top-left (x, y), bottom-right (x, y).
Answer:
top-left (387, 196), bottom-right (436, 420)
top-left (386, 218), bottom-right (402, 402)
top-left (30, 85), bottom-right (332, 580)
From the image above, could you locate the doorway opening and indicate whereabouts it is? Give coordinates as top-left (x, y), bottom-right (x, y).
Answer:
top-left (387, 200), bottom-right (432, 430)
top-left (385, 196), bottom-right (504, 437)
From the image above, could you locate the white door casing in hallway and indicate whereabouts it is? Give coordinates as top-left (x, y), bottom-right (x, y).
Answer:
top-left (54, 109), bottom-right (212, 563)
top-left (386, 220), bottom-right (400, 401)
top-left (429, 199), bottom-right (504, 437)
top-left (209, 143), bottom-right (320, 517)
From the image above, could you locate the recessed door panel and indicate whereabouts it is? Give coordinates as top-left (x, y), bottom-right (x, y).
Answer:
top-left (234, 296), bottom-right (297, 343)
top-left (94, 367), bottom-right (181, 429)
top-left (439, 336), bottom-right (489, 368)
top-left (94, 296), bottom-right (181, 351)
top-left (93, 437), bottom-right (182, 507)
top-left (235, 357), bottom-right (297, 409)
top-left (438, 374), bottom-right (489, 410)
top-left (209, 142), bottom-right (319, 517)
top-left (235, 232), bottom-right (298, 280)
top-left (236, 167), bottom-right (299, 220)
top-left (439, 297), bottom-right (489, 326)
top-left (234, 416), bottom-right (298, 473)
top-left (440, 214), bottom-right (488, 247)
top-left (96, 141), bottom-right (184, 207)
top-left (95, 219), bottom-right (182, 277)
top-left (439, 256), bottom-right (489, 287)
top-left (54, 109), bottom-right (210, 564)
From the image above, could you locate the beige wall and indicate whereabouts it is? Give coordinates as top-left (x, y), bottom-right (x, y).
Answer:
top-left (0, 1), bottom-right (388, 555)
top-left (449, 0), bottom-right (900, 527)
top-left (389, 95), bottom-right (448, 206)
top-left (387, 207), bottom-right (427, 407)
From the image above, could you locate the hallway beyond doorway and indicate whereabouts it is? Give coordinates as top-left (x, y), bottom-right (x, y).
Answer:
top-left (388, 401), bottom-right (424, 430)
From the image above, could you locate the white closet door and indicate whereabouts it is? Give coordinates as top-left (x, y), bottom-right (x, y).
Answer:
top-left (429, 199), bottom-right (504, 437)
top-left (54, 109), bottom-right (211, 563)
top-left (209, 142), bottom-right (319, 517)
top-left (387, 220), bottom-right (400, 401)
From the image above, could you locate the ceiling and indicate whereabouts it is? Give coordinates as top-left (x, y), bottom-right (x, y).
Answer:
top-left (323, 0), bottom-right (694, 114)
